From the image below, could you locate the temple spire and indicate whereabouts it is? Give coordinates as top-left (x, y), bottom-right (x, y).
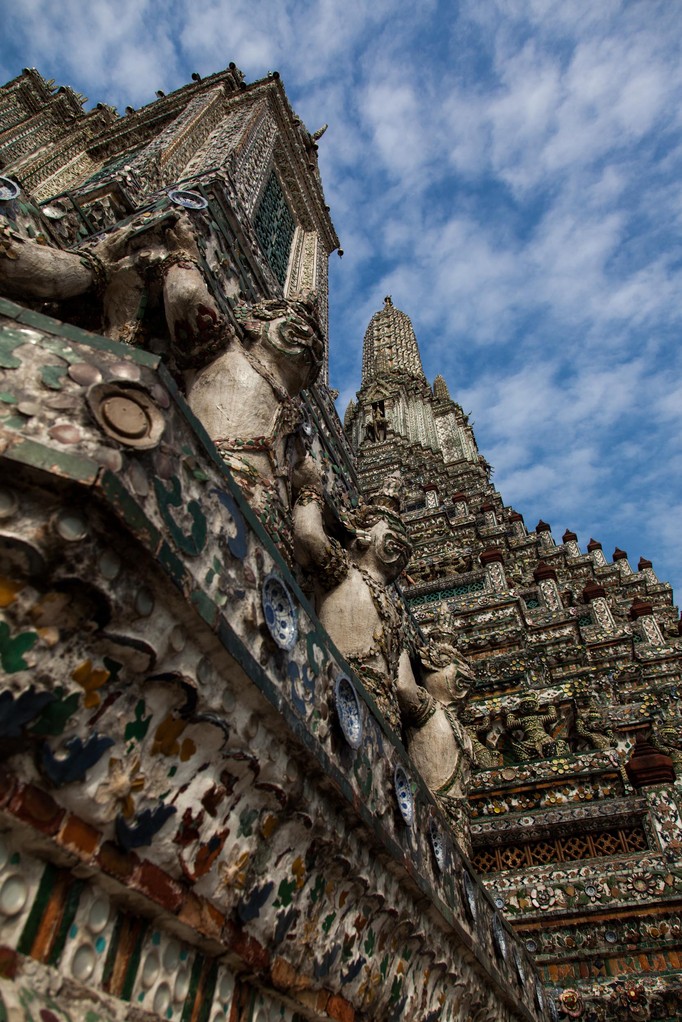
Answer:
top-left (433, 374), bottom-right (450, 401)
top-left (361, 296), bottom-right (426, 386)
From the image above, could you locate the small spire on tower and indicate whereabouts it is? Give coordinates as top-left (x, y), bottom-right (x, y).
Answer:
top-left (344, 399), bottom-right (356, 430)
top-left (361, 297), bottom-right (425, 386)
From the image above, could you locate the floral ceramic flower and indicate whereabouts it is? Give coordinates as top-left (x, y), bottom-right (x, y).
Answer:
top-left (529, 886), bottom-right (556, 910)
top-left (95, 753), bottom-right (145, 819)
top-left (610, 981), bottom-right (648, 1017)
top-left (625, 872), bottom-right (659, 897)
top-left (558, 988), bottom-right (584, 1017)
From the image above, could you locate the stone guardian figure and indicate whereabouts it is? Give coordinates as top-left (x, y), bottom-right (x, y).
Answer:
top-left (0, 215), bottom-right (324, 553)
top-left (396, 639), bottom-right (495, 852)
top-left (292, 457), bottom-right (412, 733)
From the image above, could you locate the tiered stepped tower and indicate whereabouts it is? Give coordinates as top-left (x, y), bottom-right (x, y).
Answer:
top-left (346, 297), bottom-right (682, 1021)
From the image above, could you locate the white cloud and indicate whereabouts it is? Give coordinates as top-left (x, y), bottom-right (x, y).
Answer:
top-left (2, 0), bottom-right (682, 598)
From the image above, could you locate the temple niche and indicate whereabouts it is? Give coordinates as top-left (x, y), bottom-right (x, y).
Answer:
top-left (0, 67), bottom-right (548, 1022)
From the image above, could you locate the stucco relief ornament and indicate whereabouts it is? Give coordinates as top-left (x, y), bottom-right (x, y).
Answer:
top-left (487, 560), bottom-right (506, 592)
top-left (625, 872), bottom-right (659, 897)
top-left (461, 868), bottom-right (478, 923)
top-left (94, 753), bottom-right (145, 821)
top-left (492, 914), bottom-right (508, 961)
top-left (503, 693), bottom-right (564, 761)
top-left (535, 980), bottom-right (546, 1012)
top-left (529, 886), bottom-right (557, 911)
top-left (42, 202), bottom-right (68, 220)
top-left (512, 946), bottom-right (526, 985)
top-left (608, 982), bottom-right (649, 1018)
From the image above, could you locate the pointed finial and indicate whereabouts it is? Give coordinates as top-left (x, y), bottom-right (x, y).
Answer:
top-left (343, 399), bottom-right (356, 430)
top-left (384, 295), bottom-right (392, 306)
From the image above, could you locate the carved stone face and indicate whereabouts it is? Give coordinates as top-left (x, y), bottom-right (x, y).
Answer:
top-left (424, 661), bottom-right (470, 706)
top-left (252, 304), bottom-right (324, 390)
top-left (365, 517), bottom-right (412, 580)
top-left (268, 307), bottom-right (322, 360)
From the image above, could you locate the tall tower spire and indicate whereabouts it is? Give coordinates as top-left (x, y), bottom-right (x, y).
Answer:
top-left (347, 297), bottom-right (480, 473)
top-left (361, 295), bottom-right (426, 385)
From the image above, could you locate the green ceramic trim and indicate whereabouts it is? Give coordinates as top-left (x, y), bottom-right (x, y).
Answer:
top-left (17, 862), bottom-right (59, 956)
top-left (46, 877), bottom-right (85, 966)
top-left (0, 305), bottom-right (160, 368)
top-left (2, 437), bottom-right (99, 484)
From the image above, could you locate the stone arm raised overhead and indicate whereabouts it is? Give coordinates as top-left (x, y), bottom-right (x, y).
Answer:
top-left (161, 218), bottom-right (225, 367)
top-left (395, 648), bottom-right (434, 724)
top-left (291, 454), bottom-right (333, 572)
top-left (1, 214), bottom-right (225, 362)
top-left (0, 225), bottom-right (100, 300)
top-left (0, 218), bottom-right (153, 304)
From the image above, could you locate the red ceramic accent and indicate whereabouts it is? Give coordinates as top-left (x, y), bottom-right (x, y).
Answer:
top-left (626, 739), bottom-right (675, 787)
top-left (583, 582), bottom-right (606, 602)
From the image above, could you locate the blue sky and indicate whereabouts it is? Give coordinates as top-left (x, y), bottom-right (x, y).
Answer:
top-left (2, 0), bottom-right (682, 606)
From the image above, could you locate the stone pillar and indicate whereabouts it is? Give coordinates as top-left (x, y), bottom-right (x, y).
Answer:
top-left (562, 528), bottom-right (580, 558)
top-left (452, 491), bottom-right (468, 517)
top-left (536, 519), bottom-right (554, 552)
top-left (624, 747), bottom-right (681, 866)
top-left (640, 781), bottom-right (682, 864)
top-left (582, 581), bottom-right (615, 631)
top-left (509, 511), bottom-right (525, 538)
top-left (626, 737), bottom-right (675, 788)
top-left (638, 556), bottom-right (658, 587)
top-left (613, 547), bottom-right (633, 576)
top-left (587, 537), bottom-right (607, 567)
top-left (480, 548), bottom-right (508, 593)
top-left (422, 483), bottom-right (439, 510)
top-left (629, 598), bottom-right (664, 645)
top-left (533, 562), bottom-right (562, 612)
top-left (481, 501), bottom-right (497, 527)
